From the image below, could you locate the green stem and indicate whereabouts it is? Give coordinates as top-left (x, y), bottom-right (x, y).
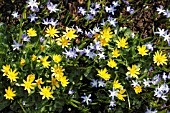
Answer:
top-left (18, 101), bottom-right (27, 113)
top-left (126, 90), bottom-right (131, 110)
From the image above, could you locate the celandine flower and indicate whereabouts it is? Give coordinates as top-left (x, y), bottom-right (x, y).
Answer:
top-left (51, 64), bottom-right (64, 78)
top-left (153, 51), bottom-right (168, 66)
top-left (4, 86), bottom-right (16, 100)
top-left (27, 28), bottom-right (37, 37)
top-left (45, 25), bottom-right (59, 38)
top-left (21, 76), bottom-right (36, 94)
top-left (134, 86), bottom-right (142, 94)
top-left (56, 36), bottom-right (70, 48)
top-left (81, 93), bottom-right (92, 105)
top-left (100, 27), bottom-right (113, 42)
top-left (97, 68), bottom-right (111, 80)
top-left (137, 45), bottom-right (149, 56)
top-left (46, 76), bottom-right (59, 90)
top-left (113, 80), bottom-right (123, 89)
top-left (126, 65), bottom-right (140, 79)
top-left (35, 78), bottom-right (44, 89)
top-left (112, 48), bottom-right (120, 58)
top-left (7, 69), bottom-right (19, 82)
top-left (63, 27), bottom-right (78, 40)
top-left (39, 56), bottom-right (51, 68)
top-left (60, 76), bottom-right (69, 87)
top-left (117, 89), bottom-right (127, 101)
top-left (39, 86), bottom-right (54, 100)
top-left (107, 59), bottom-right (117, 68)
top-left (31, 54), bottom-right (37, 61)
top-left (20, 58), bottom-right (25, 66)
top-left (1, 64), bottom-right (10, 76)
top-left (116, 37), bottom-right (128, 48)
top-left (53, 54), bottom-right (61, 63)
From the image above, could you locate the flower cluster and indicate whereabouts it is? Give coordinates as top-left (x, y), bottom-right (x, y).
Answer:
top-left (0, 0), bottom-right (169, 112)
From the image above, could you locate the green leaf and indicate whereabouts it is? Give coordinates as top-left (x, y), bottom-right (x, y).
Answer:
top-left (0, 100), bottom-right (10, 111)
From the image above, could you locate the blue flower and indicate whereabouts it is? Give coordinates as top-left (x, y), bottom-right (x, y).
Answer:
top-left (90, 79), bottom-right (98, 88)
top-left (152, 74), bottom-right (161, 85)
top-left (145, 43), bottom-right (153, 51)
top-left (40, 37), bottom-right (44, 43)
top-left (62, 47), bottom-right (78, 59)
top-left (11, 40), bottom-right (23, 51)
top-left (27, 13), bottom-right (38, 22)
top-left (98, 79), bottom-right (106, 87)
top-left (108, 88), bottom-right (118, 100)
top-left (154, 27), bottom-right (167, 37)
top-left (42, 18), bottom-right (49, 25)
top-left (156, 5), bottom-right (165, 14)
top-left (11, 11), bottom-right (19, 19)
top-left (47, 2), bottom-right (59, 13)
top-left (26, 0), bottom-right (39, 11)
top-left (145, 107), bottom-right (157, 113)
top-left (78, 7), bottom-right (86, 16)
top-left (22, 34), bottom-right (30, 42)
top-left (81, 93), bottom-right (92, 105)
top-left (49, 18), bottom-right (58, 26)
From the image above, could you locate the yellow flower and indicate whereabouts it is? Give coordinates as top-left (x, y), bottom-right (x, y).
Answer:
top-left (134, 86), bottom-right (142, 94)
top-left (20, 58), bottom-right (25, 66)
top-left (93, 33), bottom-right (100, 40)
top-left (59, 76), bottom-right (69, 87)
top-left (117, 89), bottom-right (127, 101)
top-left (112, 48), bottom-right (120, 58)
top-left (97, 68), bottom-right (111, 80)
top-left (113, 80), bottom-right (123, 89)
top-left (1, 64), bottom-right (10, 76)
top-left (27, 74), bottom-right (35, 82)
top-left (45, 25), bottom-right (59, 38)
top-left (56, 36), bottom-right (70, 48)
top-left (115, 37), bottom-right (128, 48)
top-left (40, 56), bottom-right (51, 68)
top-left (31, 54), bottom-right (37, 61)
top-left (107, 59), bottom-right (117, 68)
top-left (40, 45), bottom-right (45, 51)
top-left (100, 27), bottom-right (113, 42)
top-left (63, 27), bottom-right (77, 40)
top-left (51, 64), bottom-right (65, 79)
top-left (35, 78), bottom-right (44, 89)
top-left (4, 86), bottom-right (16, 100)
top-left (137, 45), bottom-right (149, 56)
top-left (100, 38), bottom-right (108, 46)
top-left (21, 74), bottom-right (36, 94)
top-left (7, 69), bottom-right (19, 82)
top-left (53, 54), bottom-right (61, 63)
top-left (153, 51), bottom-right (168, 66)
top-left (46, 76), bottom-right (59, 90)
top-left (126, 65), bottom-right (140, 79)
top-left (27, 28), bottom-right (37, 37)
top-left (21, 80), bottom-right (36, 94)
top-left (39, 86), bottom-right (54, 100)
